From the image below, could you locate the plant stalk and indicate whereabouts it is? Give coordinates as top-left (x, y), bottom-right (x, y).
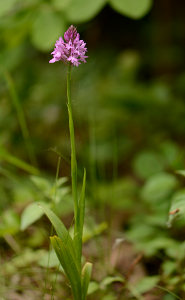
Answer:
top-left (67, 63), bottom-right (81, 269)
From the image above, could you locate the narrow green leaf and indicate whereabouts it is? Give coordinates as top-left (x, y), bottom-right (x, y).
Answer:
top-left (74, 168), bottom-right (86, 266)
top-left (51, 236), bottom-right (81, 299)
top-left (109, 0), bottom-right (153, 19)
top-left (82, 262), bottom-right (92, 300)
top-left (4, 71), bottom-right (37, 167)
top-left (79, 169), bottom-right (86, 235)
top-left (38, 203), bottom-right (78, 267)
top-left (0, 146), bottom-right (39, 175)
top-left (21, 202), bottom-right (44, 231)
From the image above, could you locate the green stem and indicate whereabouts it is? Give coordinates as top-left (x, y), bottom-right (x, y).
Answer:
top-left (67, 64), bottom-right (81, 268)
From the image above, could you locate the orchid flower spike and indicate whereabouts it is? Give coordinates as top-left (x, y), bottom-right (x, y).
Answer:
top-left (49, 25), bottom-right (88, 67)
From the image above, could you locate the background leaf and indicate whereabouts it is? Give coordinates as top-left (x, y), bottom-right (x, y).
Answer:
top-left (21, 202), bottom-right (44, 230)
top-left (109, 0), bottom-right (153, 19)
top-left (130, 275), bottom-right (159, 294)
top-left (0, 0), bottom-right (17, 17)
top-left (64, 0), bottom-right (106, 23)
top-left (141, 172), bottom-right (178, 203)
top-left (31, 9), bottom-right (66, 51)
top-left (168, 190), bottom-right (185, 227)
top-left (133, 151), bottom-right (166, 179)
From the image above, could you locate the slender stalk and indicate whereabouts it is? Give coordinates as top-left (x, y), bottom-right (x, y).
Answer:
top-left (66, 63), bottom-right (81, 268)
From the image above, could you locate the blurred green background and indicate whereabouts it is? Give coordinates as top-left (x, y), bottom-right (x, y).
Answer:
top-left (1, 0), bottom-right (185, 298)
top-left (1, 0), bottom-right (185, 177)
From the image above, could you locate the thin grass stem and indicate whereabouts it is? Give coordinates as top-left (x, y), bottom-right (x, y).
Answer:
top-left (4, 71), bottom-right (37, 167)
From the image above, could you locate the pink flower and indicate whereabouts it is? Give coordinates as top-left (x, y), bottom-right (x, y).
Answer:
top-left (49, 25), bottom-right (88, 67)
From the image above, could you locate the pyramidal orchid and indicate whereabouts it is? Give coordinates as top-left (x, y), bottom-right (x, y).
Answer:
top-left (39, 25), bottom-right (92, 300)
top-left (49, 25), bottom-right (88, 67)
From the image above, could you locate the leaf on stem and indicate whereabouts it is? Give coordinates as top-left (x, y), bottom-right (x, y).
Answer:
top-left (81, 262), bottom-right (92, 300)
top-left (74, 168), bottom-right (87, 265)
top-left (38, 203), bottom-right (78, 267)
top-left (51, 235), bottom-right (82, 299)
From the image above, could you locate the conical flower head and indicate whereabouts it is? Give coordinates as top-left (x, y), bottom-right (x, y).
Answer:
top-left (64, 25), bottom-right (77, 42)
top-left (49, 25), bottom-right (88, 67)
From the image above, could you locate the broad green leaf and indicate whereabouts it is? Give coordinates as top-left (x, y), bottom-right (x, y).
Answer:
top-left (167, 190), bottom-right (185, 227)
top-left (82, 262), bottom-right (92, 300)
top-left (51, 236), bottom-right (81, 299)
top-left (31, 176), bottom-right (50, 191)
top-left (20, 202), bottom-right (45, 231)
top-left (39, 249), bottom-right (63, 270)
top-left (0, 210), bottom-right (20, 237)
top-left (100, 276), bottom-right (124, 289)
top-left (31, 9), bottom-right (66, 51)
top-left (162, 260), bottom-right (176, 277)
top-left (0, 147), bottom-right (39, 175)
top-left (0, 0), bottom-right (17, 17)
top-left (64, 0), bottom-right (106, 23)
top-left (87, 281), bottom-right (99, 295)
top-left (38, 203), bottom-right (78, 266)
top-left (141, 172), bottom-right (178, 203)
top-left (52, 0), bottom-right (71, 10)
top-left (130, 275), bottom-right (159, 294)
top-left (109, 0), bottom-right (153, 19)
top-left (133, 151), bottom-right (165, 179)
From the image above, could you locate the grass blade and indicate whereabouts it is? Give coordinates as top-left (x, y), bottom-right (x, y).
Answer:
top-left (4, 71), bottom-right (37, 166)
top-left (0, 146), bottom-right (39, 175)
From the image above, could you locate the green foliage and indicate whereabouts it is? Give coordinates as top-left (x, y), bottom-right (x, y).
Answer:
top-left (81, 262), bottom-right (92, 300)
top-left (31, 8), bottom-right (66, 51)
top-left (64, 0), bottom-right (106, 23)
top-left (38, 204), bottom-right (77, 262)
top-left (141, 172), bottom-right (178, 204)
top-left (133, 151), bottom-right (165, 179)
top-left (51, 235), bottom-right (82, 300)
top-left (20, 174), bottom-right (70, 230)
top-left (20, 202), bottom-right (45, 231)
top-left (38, 249), bottom-right (62, 269)
top-left (109, 0), bottom-right (153, 19)
top-left (0, 209), bottom-right (19, 237)
top-left (0, 0), bottom-right (17, 17)
top-left (1, 2), bottom-right (185, 299)
top-left (0, 147), bottom-right (39, 175)
top-left (168, 190), bottom-right (185, 227)
top-left (129, 275), bottom-right (159, 294)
